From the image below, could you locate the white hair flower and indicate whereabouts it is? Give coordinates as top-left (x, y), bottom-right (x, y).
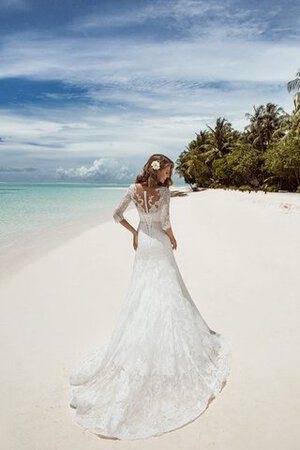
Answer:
top-left (150, 160), bottom-right (160, 170)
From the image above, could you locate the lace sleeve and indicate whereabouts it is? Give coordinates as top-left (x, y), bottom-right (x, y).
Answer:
top-left (160, 187), bottom-right (172, 231)
top-left (113, 185), bottom-right (133, 223)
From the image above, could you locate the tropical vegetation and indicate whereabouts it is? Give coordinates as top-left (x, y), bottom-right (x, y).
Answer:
top-left (175, 69), bottom-right (300, 192)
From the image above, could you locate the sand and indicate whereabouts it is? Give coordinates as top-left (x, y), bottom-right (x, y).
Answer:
top-left (0, 187), bottom-right (299, 450)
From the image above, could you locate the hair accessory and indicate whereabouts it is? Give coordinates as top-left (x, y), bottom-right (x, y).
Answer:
top-left (150, 160), bottom-right (160, 170)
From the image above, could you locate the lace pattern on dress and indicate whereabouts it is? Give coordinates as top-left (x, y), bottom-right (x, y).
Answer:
top-left (112, 184), bottom-right (172, 231)
top-left (132, 184), bottom-right (162, 214)
top-left (112, 187), bottom-right (132, 223)
top-left (160, 188), bottom-right (171, 231)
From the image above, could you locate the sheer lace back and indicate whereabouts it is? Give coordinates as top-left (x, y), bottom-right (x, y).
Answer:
top-left (112, 183), bottom-right (172, 231)
top-left (132, 183), bottom-right (163, 214)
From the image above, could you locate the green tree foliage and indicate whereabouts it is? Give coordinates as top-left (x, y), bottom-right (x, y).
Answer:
top-left (244, 103), bottom-right (286, 152)
top-left (213, 144), bottom-right (263, 188)
top-left (287, 68), bottom-right (300, 109)
top-left (264, 133), bottom-right (300, 190)
top-left (175, 71), bottom-right (300, 192)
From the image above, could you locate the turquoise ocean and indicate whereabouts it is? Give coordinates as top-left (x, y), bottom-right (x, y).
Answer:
top-left (0, 183), bottom-right (133, 280)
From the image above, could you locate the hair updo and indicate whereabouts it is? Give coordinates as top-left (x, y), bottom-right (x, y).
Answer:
top-left (135, 154), bottom-right (174, 188)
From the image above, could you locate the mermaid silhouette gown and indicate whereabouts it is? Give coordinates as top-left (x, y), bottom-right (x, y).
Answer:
top-left (68, 183), bottom-right (232, 440)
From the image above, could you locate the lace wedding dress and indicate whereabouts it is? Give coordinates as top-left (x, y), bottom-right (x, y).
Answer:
top-left (68, 183), bottom-right (232, 440)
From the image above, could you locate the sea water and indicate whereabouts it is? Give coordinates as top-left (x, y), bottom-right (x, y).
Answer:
top-left (0, 183), bottom-right (133, 281)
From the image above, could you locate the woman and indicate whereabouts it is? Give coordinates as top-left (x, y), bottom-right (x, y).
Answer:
top-left (69, 154), bottom-right (232, 440)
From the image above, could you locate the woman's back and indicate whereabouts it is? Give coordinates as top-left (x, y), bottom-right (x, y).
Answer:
top-left (113, 183), bottom-right (172, 231)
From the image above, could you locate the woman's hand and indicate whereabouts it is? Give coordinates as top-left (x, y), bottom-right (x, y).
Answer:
top-left (133, 230), bottom-right (138, 251)
top-left (170, 236), bottom-right (177, 250)
top-left (164, 227), bottom-right (177, 251)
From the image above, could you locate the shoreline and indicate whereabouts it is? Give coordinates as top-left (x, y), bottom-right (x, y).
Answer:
top-left (1, 186), bottom-right (300, 285)
top-left (0, 208), bottom-right (130, 286)
top-left (0, 185), bottom-right (186, 285)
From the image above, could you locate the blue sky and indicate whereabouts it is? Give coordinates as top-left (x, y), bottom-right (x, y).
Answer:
top-left (0, 0), bottom-right (299, 183)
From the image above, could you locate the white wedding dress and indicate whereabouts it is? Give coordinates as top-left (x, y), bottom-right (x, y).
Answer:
top-left (68, 183), bottom-right (232, 440)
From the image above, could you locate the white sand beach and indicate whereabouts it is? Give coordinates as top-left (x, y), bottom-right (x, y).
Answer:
top-left (0, 188), bottom-right (299, 450)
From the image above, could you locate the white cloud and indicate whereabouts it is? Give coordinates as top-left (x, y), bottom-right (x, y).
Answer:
top-left (72, 0), bottom-right (225, 31)
top-left (1, 30), bottom-right (297, 87)
top-left (0, 0), bottom-right (298, 175)
top-left (56, 158), bottom-right (134, 181)
top-left (69, 0), bottom-right (299, 43)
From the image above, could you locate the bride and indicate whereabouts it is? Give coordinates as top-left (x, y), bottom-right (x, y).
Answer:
top-left (68, 154), bottom-right (232, 440)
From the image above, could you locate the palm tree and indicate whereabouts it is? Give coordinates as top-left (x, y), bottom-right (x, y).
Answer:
top-left (186, 129), bottom-right (210, 154)
top-left (176, 131), bottom-right (213, 189)
top-left (175, 150), bottom-right (197, 187)
top-left (277, 70), bottom-right (300, 136)
top-left (287, 68), bottom-right (300, 93)
top-left (276, 105), bottom-right (300, 137)
top-left (245, 103), bottom-right (285, 151)
top-left (203, 117), bottom-right (238, 164)
top-left (287, 68), bottom-right (300, 109)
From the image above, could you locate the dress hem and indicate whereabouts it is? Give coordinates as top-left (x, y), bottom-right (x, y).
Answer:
top-left (69, 336), bottom-right (232, 441)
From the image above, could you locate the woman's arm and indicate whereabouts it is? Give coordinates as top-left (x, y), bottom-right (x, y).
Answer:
top-left (113, 185), bottom-right (138, 236)
top-left (161, 188), bottom-right (177, 250)
top-left (117, 218), bottom-right (138, 236)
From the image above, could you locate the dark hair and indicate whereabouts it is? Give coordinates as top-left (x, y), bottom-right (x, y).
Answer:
top-left (135, 154), bottom-right (174, 188)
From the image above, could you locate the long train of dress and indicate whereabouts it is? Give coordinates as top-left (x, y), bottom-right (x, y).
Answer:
top-left (68, 216), bottom-right (232, 440)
